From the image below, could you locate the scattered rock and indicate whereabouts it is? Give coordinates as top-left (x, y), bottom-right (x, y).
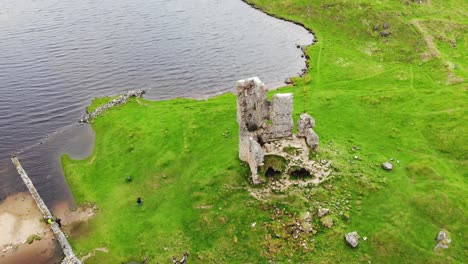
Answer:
top-left (320, 216), bottom-right (333, 228)
top-left (345, 231), bottom-right (359, 248)
top-left (373, 25), bottom-right (379, 31)
top-left (318, 208), bottom-right (330, 218)
top-left (380, 31), bottom-right (391, 37)
top-left (382, 162), bottom-right (393, 171)
top-left (284, 78), bottom-right (293, 85)
top-left (251, 222), bottom-right (257, 228)
top-left (383, 23), bottom-right (390, 29)
top-left (302, 211), bottom-right (312, 223)
top-left (434, 230), bottom-right (452, 251)
top-left (363, 236), bottom-right (368, 241)
top-left (171, 252), bottom-right (189, 264)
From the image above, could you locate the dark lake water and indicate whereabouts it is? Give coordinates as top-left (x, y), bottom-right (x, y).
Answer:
top-left (0, 0), bottom-right (312, 208)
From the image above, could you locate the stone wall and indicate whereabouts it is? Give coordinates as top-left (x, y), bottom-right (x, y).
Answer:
top-left (264, 93), bottom-right (294, 141)
top-left (11, 157), bottom-right (82, 264)
top-left (236, 77), bottom-right (269, 162)
top-left (79, 90), bottom-right (145, 123)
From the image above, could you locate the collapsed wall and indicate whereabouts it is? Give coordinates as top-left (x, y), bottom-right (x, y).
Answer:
top-left (236, 77), bottom-right (326, 185)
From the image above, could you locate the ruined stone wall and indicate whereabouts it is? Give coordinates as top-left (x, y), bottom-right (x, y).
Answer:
top-left (79, 90), bottom-right (145, 123)
top-left (11, 157), bottom-right (82, 264)
top-left (236, 77), bottom-right (321, 184)
top-left (263, 93), bottom-right (293, 141)
top-left (236, 77), bottom-right (269, 162)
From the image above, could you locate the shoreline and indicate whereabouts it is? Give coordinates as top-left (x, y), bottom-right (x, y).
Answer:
top-left (240, 0), bottom-right (317, 77)
top-left (0, 192), bottom-right (96, 263)
top-left (0, 192), bottom-right (60, 264)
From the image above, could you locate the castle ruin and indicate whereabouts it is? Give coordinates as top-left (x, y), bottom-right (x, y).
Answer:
top-left (236, 77), bottom-right (329, 185)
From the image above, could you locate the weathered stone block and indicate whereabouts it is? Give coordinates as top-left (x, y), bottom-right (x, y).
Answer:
top-left (297, 113), bottom-right (316, 137)
top-left (267, 93), bottom-right (293, 140)
top-left (304, 128), bottom-right (319, 151)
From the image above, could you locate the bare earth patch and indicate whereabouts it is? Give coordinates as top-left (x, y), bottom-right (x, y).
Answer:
top-left (0, 192), bottom-right (59, 264)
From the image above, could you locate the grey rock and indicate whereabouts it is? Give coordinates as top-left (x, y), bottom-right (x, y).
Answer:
top-left (380, 31), bottom-right (391, 37)
top-left (382, 162), bottom-right (393, 171)
top-left (383, 23), bottom-right (390, 29)
top-left (345, 231), bottom-right (359, 248)
top-left (304, 128), bottom-right (319, 151)
top-left (297, 113), bottom-right (316, 137)
top-left (434, 230), bottom-right (452, 251)
top-left (318, 208), bottom-right (330, 218)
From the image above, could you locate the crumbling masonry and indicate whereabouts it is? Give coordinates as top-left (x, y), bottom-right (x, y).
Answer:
top-left (237, 77), bottom-right (329, 185)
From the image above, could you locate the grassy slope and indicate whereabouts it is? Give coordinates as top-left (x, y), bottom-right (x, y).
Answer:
top-left (62, 0), bottom-right (467, 263)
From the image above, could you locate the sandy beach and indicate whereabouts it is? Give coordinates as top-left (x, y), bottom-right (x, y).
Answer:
top-left (0, 192), bottom-right (61, 264)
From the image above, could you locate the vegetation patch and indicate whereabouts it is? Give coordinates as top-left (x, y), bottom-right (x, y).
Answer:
top-left (262, 155), bottom-right (287, 175)
top-left (26, 234), bottom-right (41, 244)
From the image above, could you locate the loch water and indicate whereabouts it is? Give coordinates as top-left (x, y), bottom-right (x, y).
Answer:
top-left (0, 0), bottom-right (313, 208)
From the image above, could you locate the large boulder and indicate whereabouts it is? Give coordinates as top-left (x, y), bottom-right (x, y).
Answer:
top-left (345, 231), bottom-right (359, 248)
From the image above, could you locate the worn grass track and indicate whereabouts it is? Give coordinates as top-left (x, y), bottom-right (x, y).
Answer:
top-left (63, 0), bottom-right (467, 263)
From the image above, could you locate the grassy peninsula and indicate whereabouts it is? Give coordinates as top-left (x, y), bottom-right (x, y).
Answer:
top-left (62, 0), bottom-right (467, 263)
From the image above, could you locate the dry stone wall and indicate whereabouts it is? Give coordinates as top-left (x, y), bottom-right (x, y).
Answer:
top-left (11, 157), bottom-right (82, 264)
top-left (79, 90), bottom-right (145, 123)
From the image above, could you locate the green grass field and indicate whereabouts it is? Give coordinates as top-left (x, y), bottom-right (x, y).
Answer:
top-left (62, 0), bottom-right (467, 263)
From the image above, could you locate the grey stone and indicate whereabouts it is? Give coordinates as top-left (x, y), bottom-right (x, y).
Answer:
top-left (80, 90), bottom-right (145, 123)
top-left (11, 157), bottom-right (82, 264)
top-left (304, 128), bottom-right (319, 151)
top-left (248, 138), bottom-right (264, 172)
top-left (172, 252), bottom-right (189, 264)
top-left (236, 77), bottom-right (269, 162)
top-left (345, 231), bottom-right (359, 248)
top-left (380, 31), bottom-right (391, 37)
top-left (297, 113), bottom-right (316, 137)
top-left (382, 162), bottom-right (393, 171)
top-left (383, 23), bottom-right (390, 29)
top-left (318, 208), bottom-right (329, 218)
top-left (266, 93), bottom-right (294, 140)
top-left (434, 230), bottom-right (451, 251)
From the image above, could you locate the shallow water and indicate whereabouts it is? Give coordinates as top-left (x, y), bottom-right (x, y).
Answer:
top-left (0, 0), bottom-right (312, 206)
